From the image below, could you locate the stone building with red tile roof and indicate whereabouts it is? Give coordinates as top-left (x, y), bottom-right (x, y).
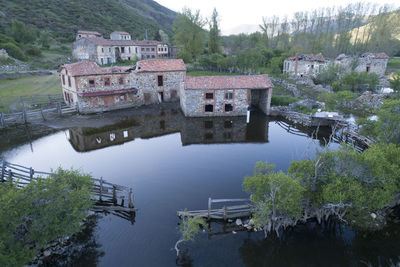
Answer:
top-left (335, 52), bottom-right (389, 77)
top-left (180, 75), bottom-right (273, 117)
top-left (59, 59), bottom-right (274, 116)
top-left (283, 53), bottom-right (328, 78)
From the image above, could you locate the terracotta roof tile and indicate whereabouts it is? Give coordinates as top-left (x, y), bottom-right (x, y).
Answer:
top-left (111, 31), bottom-right (130, 35)
top-left (360, 52), bottom-right (389, 59)
top-left (60, 61), bottom-right (133, 76)
top-left (77, 30), bottom-right (102, 36)
top-left (184, 75), bottom-right (273, 90)
top-left (287, 53), bottom-right (326, 62)
top-left (136, 59), bottom-right (186, 72)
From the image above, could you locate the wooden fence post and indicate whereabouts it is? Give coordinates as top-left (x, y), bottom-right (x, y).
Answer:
top-left (20, 96), bottom-right (27, 124)
top-left (29, 167), bottom-right (34, 181)
top-left (99, 177), bottom-right (103, 201)
top-left (40, 106), bottom-right (46, 121)
top-left (223, 206), bottom-right (227, 221)
top-left (1, 161), bottom-right (5, 182)
top-left (57, 102), bottom-right (62, 116)
top-left (208, 197), bottom-right (212, 220)
top-left (128, 188), bottom-right (134, 208)
top-left (112, 185), bottom-right (117, 204)
top-left (0, 112), bottom-right (4, 128)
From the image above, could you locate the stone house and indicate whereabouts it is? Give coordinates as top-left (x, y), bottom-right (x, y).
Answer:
top-left (283, 54), bottom-right (328, 77)
top-left (169, 46), bottom-right (179, 58)
top-left (76, 30), bottom-right (102, 40)
top-left (110, 31), bottom-right (132, 40)
top-left (136, 40), bottom-right (160, 59)
top-left (180, 75), bottom-right (273, 117)
top-left (72, 37), bottom-right (139, 65)
top-left (335, 52), bottom-right (389, 77)
top-left (59, 59), bottom-right (185, 113)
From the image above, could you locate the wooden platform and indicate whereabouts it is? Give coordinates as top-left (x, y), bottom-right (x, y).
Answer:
top-left (178, 198), bottom-right (253, 221)
top-left (0, 159), bottom-right (136, 213)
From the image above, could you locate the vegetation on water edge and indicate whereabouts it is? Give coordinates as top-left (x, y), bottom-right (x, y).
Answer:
top-left (175, 214), bottom-right (206, 258)
top-left (270, 95), bottom-right (299, 106)
top-left (0, 168), bottom-right (94, 266)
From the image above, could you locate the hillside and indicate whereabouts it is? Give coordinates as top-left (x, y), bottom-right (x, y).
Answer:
top-left (0, 0), bottom-right (177, 41)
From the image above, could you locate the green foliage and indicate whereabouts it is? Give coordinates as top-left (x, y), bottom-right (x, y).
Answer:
top-left (390, 71), bottom-right (400, 91)
top-left (243, 162), bottom-right (305, 224)
top-left (39, 31), bottom-right (51, 49)
top-left (339, 71), bottom-right (379, 92)
top-left (313, 64), bottom-right (340, 85)
top-left (26, 45), bottom-right (42, 57)
top-left (294, 105), bottom-right (315, 114)
top-left (180, 215), bottom-right (207, 242)
top-left (0, 168), bottom-right (94, 266)
top-left (208, 8), bottom-right (221, 55)
top-left (0, 42), bottom-right (25, 61)
top-left (173, 8), bottom-right (206, 62)
top-left (271, 95), bottom-right (299, 106)
top-left (319, 90), bottom-right (358, 110)
top-left (358, 99), bottom-right (400, 143)
top-left (10, 20), bottom-right (36, 44)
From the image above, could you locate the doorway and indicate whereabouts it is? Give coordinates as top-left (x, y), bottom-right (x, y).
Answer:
top-left (158, 92), bottom-right (164, 102)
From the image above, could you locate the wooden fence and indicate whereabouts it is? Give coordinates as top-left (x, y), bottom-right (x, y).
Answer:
top-left (0, 94), bottom-right (76, 128)
top-left (178, 198), bottom-right (253, 221)
top-left (0, 159), bottom-right (136, 214)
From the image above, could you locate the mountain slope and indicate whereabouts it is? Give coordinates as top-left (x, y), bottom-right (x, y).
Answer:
top-left (0, 0), bottom-right (177, 41)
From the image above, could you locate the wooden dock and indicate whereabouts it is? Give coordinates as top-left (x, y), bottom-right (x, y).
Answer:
top-left (0, 159), bottom-right (136, 214)
top-left (178, 198), bottom-right (253, 221)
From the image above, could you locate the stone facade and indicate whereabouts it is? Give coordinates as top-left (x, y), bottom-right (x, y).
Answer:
top-left (335, 53), bottom-right (389, 77)
top-left (110, 31), bottom-right (131, 40)
top-left (283, 54), bottom-right (328, 78)
top-left (180, 75), bottom-right (273, 117)
top-left (76, 30), bottom-right (102, 40)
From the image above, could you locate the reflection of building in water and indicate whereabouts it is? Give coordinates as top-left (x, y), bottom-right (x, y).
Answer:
top-left (68, 109), bottom-right (270, 152)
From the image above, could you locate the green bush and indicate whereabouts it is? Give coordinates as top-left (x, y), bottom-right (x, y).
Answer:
top-left (390, 71), bottom-right (400, 91)
top-left (0, 168), bottom-right (94, 266)
top-left (313, 63), bottom-right (340, 85)
top-left (319, 91), bottom-right (358, 110)
top-left (0, 43), bottom-right (25, 61)
top-left (271, 95), bottom-right (299, 106)
top-left (26, 45), bottom-right (42, 57)
top-left (339, 71), bottom-right (379, 92)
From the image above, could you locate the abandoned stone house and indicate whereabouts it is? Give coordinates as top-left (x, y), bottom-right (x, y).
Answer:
top-left (335, 52), bottom-right (389, 77)
top-left (283, 54), bottom-right (328, 78)
top-left (180, 75), bottom-right (273, 117)
top-left (59, 59), bottom-right (274, 117)
top-left (59, 59), bottom-right (186, 113)
top-left (72, 30), bottom-right (174, 65)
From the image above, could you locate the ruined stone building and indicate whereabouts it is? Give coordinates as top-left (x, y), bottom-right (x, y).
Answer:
top-left (283, 54), bottom-right (328, 78)
top-left (335, 53), bottom-right (389, 77)
top-left (72, 30), bottom-right (175, 65)
top-left (180, 75), bottom-right (273, 117)
top-left (59, 59), bottom-right (274, 117)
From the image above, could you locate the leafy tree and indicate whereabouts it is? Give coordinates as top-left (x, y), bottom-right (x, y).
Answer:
top-left (39, 30), bottom-right (51, 49)
top-left (174, 215), bottom-right (206, 257)
top-left (208, 8), bottom-right (221, 54)
top-left (10, 20), bottom-right (36, 44)
top-left (153, 30), bottom-right (162, 41)
top-left (390, 71), bottom-right (400, 91)
top-left (0, 168), bottom-right (94, 266)
top-left (0, 43), bottom-right (25, 61)
top-left (313, 63), bottom-right (340, 85)
top-left (173, 8), bottom-right (206, 62)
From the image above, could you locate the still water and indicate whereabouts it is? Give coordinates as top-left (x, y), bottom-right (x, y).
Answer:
top-left (1, 109), bottom-right (399, 267)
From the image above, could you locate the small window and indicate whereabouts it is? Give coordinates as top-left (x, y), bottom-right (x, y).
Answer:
top-left (129, 47), bottom-right (131, 53)
top-left (78, 34), bottom-right (82, 38)
top-left (62, 75), bottom-right (65, 85)
top-left (224, 104), bottom-right (233, 112)
top-left (160, 120), bottom-right (165, 130)
top-left (123, 131), bottom-right (129, 138)
top-left (366, 66), bottom-right (370, 72)
top-left (109, 48), bottom-right (111, 52)
top-left (311, 64), bottom-right (314, 69)
top-left (146, 48), bottom-right (150, 51)
top-left (110, 133), bottom-right (116, 141)
top-left (142, 48), bottom-right (145, 51)
top-left (136, 47), bottom-right (138, 53)
top-left (151, 48), bottom-right (155, 51)
top-left (89, 79), bottom-right (95, 88)
top-left (146, 55), bottom-right (150, 58)
top-left (152, 55), bottom-right (155, 58)
top-left (204, 133), bottom-right (213, 140)
top-left (225, 92), bottom-right (233, 99)
top-left (68, 76), bottom-right (71, 87)
top-left (119, 77), bottom-right (124, 85)
top-left (205, 93), bottom-right (214, 100)
top-left (101, 58), bottom-right (104, 65)
top-left (204, 121), bottom-right (213, 129)
top-left (224, 121), bottom-right (233, 128)
top-left (157, 75), bottom-right (163, 86)
top-left (104, 77), bottom-right (111, 86)
top-left (205, 104), bottom-right (213, 112)
top-left (102, 47), bottom-right (104, 53)
top-left (121, 47), bottom-right (125, 53)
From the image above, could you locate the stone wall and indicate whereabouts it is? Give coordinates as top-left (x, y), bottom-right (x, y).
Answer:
top-left (181, 88), bottom-right (248, 117)
top-left (72, 39), bottom-right (98, 62)
top-left (96, 46), bottom-right (116, 65)
top-left (355, 58), bottom-right (388, 77)
top-left (283, 60), bottom-right (327, 77)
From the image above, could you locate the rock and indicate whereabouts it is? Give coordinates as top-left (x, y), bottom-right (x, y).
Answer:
top-left (353, 91), bottom-right (385, 109)
top-left (43, 250), bottom-right (52, 257)
top-left (235, 218), bottom-right (243, 226)
top-left (232, 231), bottom-right (237, 234)
top-left (371, 213), bottom-right (377, 219)
top-left (249, 219), bottom-right (254, 226)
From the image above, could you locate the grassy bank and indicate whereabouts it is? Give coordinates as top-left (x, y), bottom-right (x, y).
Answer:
top-left (0, 75), bottom-right (61, 111)
top-left (387, 57), bottom-right (400, 73)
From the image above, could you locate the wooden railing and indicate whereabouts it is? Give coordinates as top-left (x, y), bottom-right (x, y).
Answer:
top-left (0, 159), bottom-right (135, 213)
top-left (178, 198), bottom-right (253, 221)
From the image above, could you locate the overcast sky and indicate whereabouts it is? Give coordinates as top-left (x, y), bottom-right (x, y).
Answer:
top-left (155, 0), bottom-right (399, 35)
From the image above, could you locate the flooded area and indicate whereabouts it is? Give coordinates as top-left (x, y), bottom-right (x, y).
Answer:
top-left (1, 107), bottom-right (399, 267)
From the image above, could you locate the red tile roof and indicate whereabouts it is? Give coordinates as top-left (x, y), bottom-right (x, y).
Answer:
top-left (136, 59), bottom-right (186, 72)
top-left (112, 31), bottom-right (130, 35)
top-left (77, 30), bottom-right (102, 36)
top-left (60, 61), bottom-right (134, 76)
top-left (185, 75), bottom-right (273, 90)
top-left (360, 52), bottom-right (389, 59)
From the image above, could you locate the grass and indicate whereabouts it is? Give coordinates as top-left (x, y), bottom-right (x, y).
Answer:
top-left (388, 57), bottom-right (400, 73)
top-left (186, 70), bottom-right (242, 77)
top-left (0, 75), bottom-right (61, 111)
top-left (271, 95), bottom-right (299, 106)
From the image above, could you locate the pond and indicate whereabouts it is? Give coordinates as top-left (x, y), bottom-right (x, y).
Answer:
top-left (1, 108), bottom-right (399, 267)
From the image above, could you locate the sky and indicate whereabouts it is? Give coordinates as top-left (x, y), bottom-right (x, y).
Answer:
top-left (155, 0), bottom-right (399, 35)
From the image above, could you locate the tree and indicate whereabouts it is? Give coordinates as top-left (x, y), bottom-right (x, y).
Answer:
top-left (153, 30), bottom-right (162, 41)
top-left (39, 30), bottom-right (51, 49)
top-left (208, 8), bottom-right (221, 54)
top-left (174, 215), bottom-right (206, 258)
top-left (390, 71), bottom-right (400, 91)
top-left (173, 8), bottom-right (206, 62)
top-left (10, 20), bottom-right (36, 44)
